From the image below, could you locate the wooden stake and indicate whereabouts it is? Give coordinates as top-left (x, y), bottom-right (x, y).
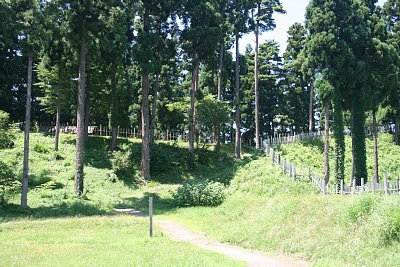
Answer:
top-left (149, 197), bottom-right (153, 237)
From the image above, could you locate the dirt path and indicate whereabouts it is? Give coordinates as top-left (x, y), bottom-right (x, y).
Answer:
top-left (115, 209), bottom-right (309, 267)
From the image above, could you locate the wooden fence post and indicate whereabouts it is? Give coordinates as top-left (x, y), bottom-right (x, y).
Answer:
top-left (384, 173), bottom-right (388, 195)
top-left (352, 179), bottom-right (356, 196)
top-left (149, 197), bottom-right (153, 238)
top-left (361, 178), bottom-right (365, 193)
top-left (341, 179), bottom-right (344, 195)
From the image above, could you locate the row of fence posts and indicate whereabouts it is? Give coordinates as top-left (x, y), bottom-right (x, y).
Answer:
top-left (264, 134), bottom-right (400, 195)
top-left (39, 124), bottom-right (189, 142)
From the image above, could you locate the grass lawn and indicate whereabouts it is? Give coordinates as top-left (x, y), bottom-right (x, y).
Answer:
top-left (1, 132), bottom-right (400, 266)
top-left (0, 215), bottom-right (244, 267)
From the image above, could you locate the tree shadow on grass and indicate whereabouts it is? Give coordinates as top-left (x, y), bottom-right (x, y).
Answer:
top-left (0, 200), bottom-right (110, 223)
top-left (114, 192), bottom-right (177, 216)
top-left (301, 137), bottom-right (325, 153)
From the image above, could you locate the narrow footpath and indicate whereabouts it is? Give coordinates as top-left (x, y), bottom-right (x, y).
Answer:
top-left (115, 208), bottom-right (309, 267)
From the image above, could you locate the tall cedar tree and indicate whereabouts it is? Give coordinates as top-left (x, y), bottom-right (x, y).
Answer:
top-left (252, 0), bottom-right (284, 149)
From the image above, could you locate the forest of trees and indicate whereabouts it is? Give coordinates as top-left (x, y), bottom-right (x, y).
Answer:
top-left (1, 0), bottom-right (399, 206)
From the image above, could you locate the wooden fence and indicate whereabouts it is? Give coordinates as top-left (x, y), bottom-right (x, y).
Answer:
top-left (39, 125), bottom-right (190, 142)
top-left (263, 133), bottom-right (400, 196)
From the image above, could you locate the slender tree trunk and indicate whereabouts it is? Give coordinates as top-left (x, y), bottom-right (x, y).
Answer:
top-left (215, 39), bottom-right (224, 152)
top-left (351, 112), bottom-right (355, 185)
top-left (373, 110), bottom-right (379, 184)
top-left (74, 35), bottom-right (87, 197)
top-left (21, 50), bottom-right (33, 208)
top-left (395, 115), bottom-right (399, 145)
top-left (54, 66), bottom-right (61, 151)
top-left (218, 40), bottom-right (224, 101)
top-left (141, 10), bottom-right (151, 181)
top-left (189, 54), bottom-right (198, 156)
top-left (324, 100), bottom-right (330, 185)
top-left (235, 30), bottom-right (241, 159)
top-left (110, 59), bottom-right (118, 151)
top-left (309, 80), bottom-right (314, 133)
top-left (254, 18), bottom-right (260, 149)
top-left (150, 74), bottom-right (159, 145)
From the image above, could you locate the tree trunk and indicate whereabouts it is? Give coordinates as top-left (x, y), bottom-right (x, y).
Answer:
top-left (254, 18), bottom-right (260, 149)
top-left (324, 100), bottom-right (330, 185)
top-left (218, 40), bottom-right (224, 101)
top-left (395, 115), bottom-right (399, 145)
top-left (21, 50), bottom-right (33, 208)
top-left (74, 35), bottom-right (87, 197)
top-left (150, 74), bottom-right (159, 145)
top-left (141, 10), bottom-right (151, 181)
top-left (351, 96), bottom-right (367, 186)
top-left (309, 80), bottom-right (314, 133)
top-left (373, 110), bottom-right (379, 184)
top-left (54, 66), bottom-right (61, 151)
top-left (110, 59), bottom-right (118, 151)
top-left (333, 90), bottom-right (345, 185)
top-left (189, 54), bottom-right (198, 156)
top-left (235, 30), bottom-right (241, 159)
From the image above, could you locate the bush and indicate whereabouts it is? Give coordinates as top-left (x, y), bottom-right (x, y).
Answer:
top-left (346, 194), bottom-right (376, 223)
top-left (0, 110), bottom-right (14, 149)
top-left (34, 143), bottom-right (49, 153)
top-left (172, 180), bottom-right (226, 207)
top-left (110, 144), bottom-right (132, 177)
top-left (0, 160), bottom-right (19, 205)
top-left (381, 200), bottom-right (400, 245)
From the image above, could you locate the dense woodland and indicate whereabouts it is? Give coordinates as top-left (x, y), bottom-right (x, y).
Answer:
top-left (1, 0), bottom-right (400, 207)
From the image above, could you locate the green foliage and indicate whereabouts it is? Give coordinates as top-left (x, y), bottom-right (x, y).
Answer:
top-left (346, 194), bottom-right (376, 223)
top-left (110, 144), bottom-right (132, 178)
top-left (380, 200), bottom-right (400, 245)
top-left (0, 111), bottom-right (14, 149)
top-left (172, 180), bottom-right (226, 207)
top-left (34, 142), bottom-right (50, 154)
top-left (0, 160), bottom-right (18, 205)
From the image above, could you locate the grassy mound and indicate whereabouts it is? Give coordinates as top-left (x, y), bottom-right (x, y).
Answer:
top-left (275, 134), bottom-right (400, 183)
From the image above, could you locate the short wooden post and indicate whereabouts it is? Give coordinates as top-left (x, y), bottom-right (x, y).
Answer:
top-left (100, 124), bottom-right (102, 136)
top-left (361, 178), bottom-right (365, 193)
top-left (384, 173), bottom-right (388, 195)
top-left (293, 164), bottom-right (296, 181)
top-left (341, 179), bottom-right (344, 195)
top-left (352, 179), bottom-right (356, 196)
top-left (322, 180), bottom-right (326, 195)
top-left (149, 197), bottom-right (153, 237)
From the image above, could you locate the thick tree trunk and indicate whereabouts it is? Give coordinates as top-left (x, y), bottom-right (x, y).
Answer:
top-left (21, 50), bottom-right (33, 208)
top-left (141, 10), bottom-right (151, 181)
top-left (309, 80), bottom-right (314, 133)
top-left (54, 67), bottom-right (61, 151)
top-left (235, 31), bottom-right (241, 159)
top-left (351, 96), bottom-right (367, 186)
top-left (189, 54), bottom-right (198, 156)
top-left (324, 101), bottom-right (330, 185)
top-left (74, 35), bottom-right (87, 197)
top-left (110, 59), bottom-right (118, 151)
top-left (373, 110), bottom-right (379, 184)
top-left (150, 74), bottom-right (159, 145)
top-left (333, 90), bottom-right (345, 185)
top-left (254, 19), bottom-right (260, 149)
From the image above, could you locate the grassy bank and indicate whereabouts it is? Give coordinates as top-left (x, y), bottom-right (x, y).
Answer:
top-left (275, 134), bottom-right (400, 183)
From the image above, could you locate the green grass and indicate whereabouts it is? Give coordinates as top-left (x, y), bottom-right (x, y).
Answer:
top-left (1, 131), bottom-right (400, 267)
top-left (162, 156), bottom-right (400, 267)
top-left (275, 134), bottom-right (400, 183)
top-left (0, 215), bottom-right (244, 267)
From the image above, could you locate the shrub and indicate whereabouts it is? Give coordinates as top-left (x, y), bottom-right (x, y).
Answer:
top-left (34, 143), bottom-right (49, 153)
top-left (0, 160), bottom-right (19, 205)
top-left (381, 200), bottom-right (400, 245)
top-left (0, 110), bottom-right (15, 149)
top-left (346, 194), bottom-right (376, 223)
top-left (110, 144), bottom-right (132, 177)
top-left (172, 180), bottom-right (226, 207)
